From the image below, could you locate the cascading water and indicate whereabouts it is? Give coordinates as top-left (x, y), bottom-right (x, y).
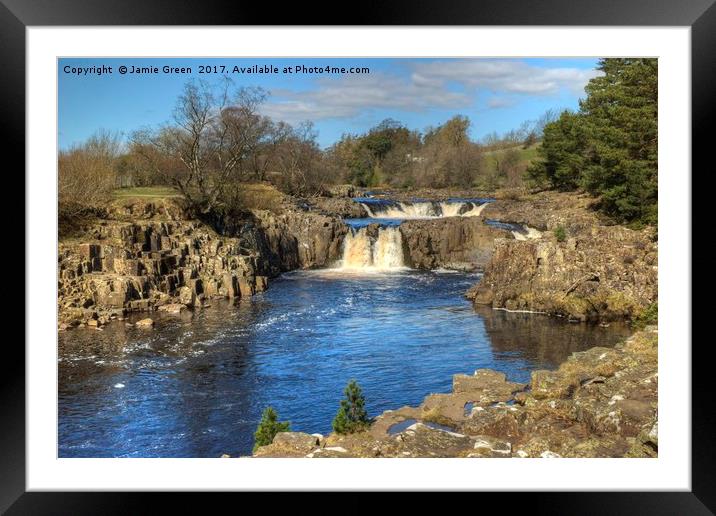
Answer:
top-left (339, 226), bottom-right (406, 271)
top-left (484, 219), bottom-right (542, 240)
top-left (360, 199), bottom-right (489, 219)
top-left (341, 229), bottom-right (374, 268)
top-left (373, 226), bottom-right (405, 268)
top-left (511, 226), bottom-right (542, 241)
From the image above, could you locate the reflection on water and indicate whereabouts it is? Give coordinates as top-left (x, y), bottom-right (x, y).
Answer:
top-left (58, 270), bottom-right (630, 458)
top-left (475, 306), bottom-right (631, 369)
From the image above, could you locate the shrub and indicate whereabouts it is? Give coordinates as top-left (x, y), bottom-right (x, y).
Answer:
top-left (554, 225), bottom-right (567, 242)
top-left (499, 187), bottom-right (525, 201)
top-left (253, 407), bottom-right (290, 452)
top-left (633, 302), bottom-right (658, 329)
top-left (58, 129), bottom-right (121, 220)
top-left (232, 183), bottom-right (286, 212)
top-left (332, 380), bottom-right (370, 434)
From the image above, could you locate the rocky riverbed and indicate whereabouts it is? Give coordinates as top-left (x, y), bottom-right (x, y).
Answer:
top-left (253, 327), bottom-right (658, 458)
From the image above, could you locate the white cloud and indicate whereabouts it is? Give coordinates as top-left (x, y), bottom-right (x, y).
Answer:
top-left (486, 97), bottom-right (516, 109)
top-left (261, 71), bottom-right (471, 124)
top-left (260, 59), bottom-right (601, 124)
top-left (411, 60), bottom-right (601, 96)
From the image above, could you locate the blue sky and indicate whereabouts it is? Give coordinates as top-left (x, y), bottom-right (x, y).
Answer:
top-left (58, 57), bottom-right (600, 149)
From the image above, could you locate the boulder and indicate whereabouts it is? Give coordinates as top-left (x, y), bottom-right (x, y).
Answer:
top-left (325, 184), bottom-right (356, 198)
top-left (253, 432), bottom-right (320, 458)
top-left (453, 369), bottom-right (525, 400)
top-left (530, 370), bottom-right (578, 400)
top-left (271, 432), bottom-right (320, 451)
top-left (469, 435), bottom-right (513, 458)
top-left (461, 408), bottom-right (521, 441)
top-left (158, 303), bottom-right (186, 314)
top-left (391, 423), bottom-right (475, 458)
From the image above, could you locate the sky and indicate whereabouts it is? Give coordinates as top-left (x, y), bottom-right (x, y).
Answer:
top-left (58, 57), bottom-right (601, 150)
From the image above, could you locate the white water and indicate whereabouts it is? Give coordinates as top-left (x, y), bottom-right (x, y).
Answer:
top-left (511, 226), bottom-right (542, 240)
top-left (361, 200), bottom-right (487, 219)
top-left (338, 226), bottom-right (406, 271)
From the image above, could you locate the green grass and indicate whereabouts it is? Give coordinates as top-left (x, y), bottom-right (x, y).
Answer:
top-left (112, 186), bottom-right (181, 199)
top-left (483, 144), bottom-right (540, 174)
top-left (554, 225), bottom-right (567, 242)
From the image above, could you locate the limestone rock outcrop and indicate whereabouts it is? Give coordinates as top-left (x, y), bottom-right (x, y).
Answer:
top-left (58, 199), bottom-right (349, 326)
top-left (468, 191), bottom-right (657, 321)
top-left (253, 432), bottom-right (322, 457)
top-left (247, 209), bottom-right (349, 271)
top-left (307, 197), bottom-right (368, 219)
top-left (324, 184), bottom-right (356, 198)
top-left (58, 219), bottom-right (269, 326)
top-left (399, 217), bottom-right (509, 271)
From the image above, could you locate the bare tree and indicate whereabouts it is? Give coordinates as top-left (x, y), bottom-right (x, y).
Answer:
top-left (132, 79), bottom-right (270, 213)
top-left (534, 108), bottom-right (559, 137)
top-left (248, 119), bottom-right (291, 181)
top-left (496, 148), bottom-right (523, 186)
top-left (273, 121), bottom-right (327, 196)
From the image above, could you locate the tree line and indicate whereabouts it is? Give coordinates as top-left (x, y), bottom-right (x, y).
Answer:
top-left (59, 58), bottom-right (657, 227)
top-left (59, 79), bottom-right (334, 221)
top-left (58, 77), bottom-right (551, 223)
top-left (326, 110), bottom-right (557, 190)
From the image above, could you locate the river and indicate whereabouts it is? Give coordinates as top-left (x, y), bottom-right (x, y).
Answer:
top-left (58, 266), bottom-right (630, 457)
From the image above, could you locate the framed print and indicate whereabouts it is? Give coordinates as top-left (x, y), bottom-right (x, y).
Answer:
top-left (5, 0), bottom-right (714, 510)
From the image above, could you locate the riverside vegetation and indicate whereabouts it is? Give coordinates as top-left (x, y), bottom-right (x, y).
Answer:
top-left (58, 58), bottom-right (658, 458)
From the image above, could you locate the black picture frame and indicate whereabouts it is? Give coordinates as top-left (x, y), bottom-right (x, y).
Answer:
top-left (4, 0), bottom-right (713, 511)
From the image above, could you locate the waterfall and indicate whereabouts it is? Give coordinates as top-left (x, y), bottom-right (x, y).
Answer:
top-left (360, 200), bottom-right (488, 219)
top-left (373, 226), bottom-right (405, 268)
top-left (485, 219), bottom-right (542, 240)
top-left (438, 201), bottom-right (488, 218)
top-left (511, 226), bottom-right (542, 240)
top-left (338, 226), bottom-right (406, 271)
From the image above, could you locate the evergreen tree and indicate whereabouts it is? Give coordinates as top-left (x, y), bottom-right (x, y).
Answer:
top-left (527, 111), bottom-right (586, 190)
top-left (332, 380), bottom-right (370, 434)
top-left (253, 406), bottom-right (290, 452)
top-left (579, 58), bottom-right (658, 224)
top-left (527, 58), bottom-right (658, 225)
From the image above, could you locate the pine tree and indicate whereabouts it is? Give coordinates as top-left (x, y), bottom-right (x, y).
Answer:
top-left (579, 58), bottom-right (658, 225)
top-left (253, 406), bottom-right (290, 452)
top-left (527, 58), bottom-right (657, 225)
top-left (332, 380), bottom-right (370, 434)
top-left (527, 110), bottom-right (586, 190)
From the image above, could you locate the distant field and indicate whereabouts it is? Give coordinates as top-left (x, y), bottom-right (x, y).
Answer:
top-left (483, 144), bottom-right (540, 174)
top-left (113, 186), bottom-right (181, 199)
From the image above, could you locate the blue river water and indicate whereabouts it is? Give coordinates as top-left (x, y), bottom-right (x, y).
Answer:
top-left (58, 269), bottom-right (630, 458)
